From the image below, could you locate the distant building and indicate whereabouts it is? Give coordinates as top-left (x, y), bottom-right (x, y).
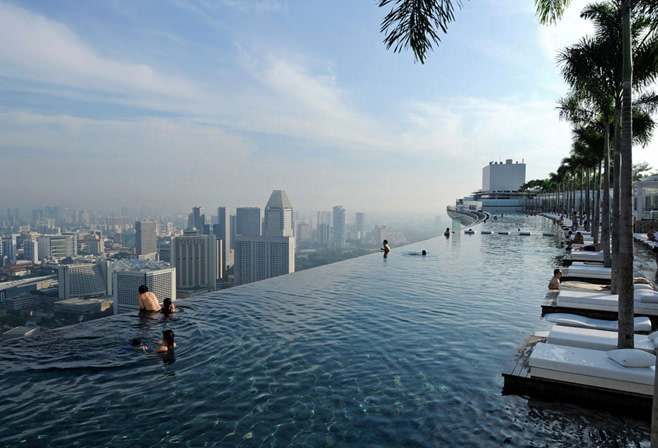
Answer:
top-left (332, 205), bottom-right (346, 249)
top-left (53, 298), bottom-right (114, 321)
top-left (37, 235), bottom-right (76, 260)
top-left (234, 190), bottom-right (295, 286)
top-left (135, 221), bottom-right (157, 258)
top-left (1, 235), bottom-right (17, 264)
top-left (187, 207), bottom-right (206, 235)
top-left (58, 261), bottom-right (112, 299)
top-left (236, 207), bottom-right (261, 237)
top-left (22, 238), bottom-right (39, 263)
top-left (213, 206), bottom-right (232, 277)
top-left (482, 159), bottom-right (526, 192)
top-left (112, 262), bottom-right (176, 314)
top-left (171, 234), bottom-right (218, 291)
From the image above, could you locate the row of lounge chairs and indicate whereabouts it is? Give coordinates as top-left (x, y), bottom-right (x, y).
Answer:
top-left (505, 213), bottom-right (657, 416)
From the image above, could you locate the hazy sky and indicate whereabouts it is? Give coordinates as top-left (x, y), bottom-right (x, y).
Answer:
top-left (1, 0), bottom-right (656, 219)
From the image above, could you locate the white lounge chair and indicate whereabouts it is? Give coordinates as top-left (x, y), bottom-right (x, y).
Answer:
top-left (529, 342), bottom-right (655, 396)
top-left (543, 313), bottom-right (652, 333)
top-left (546, 324), bottom-right (655, 352)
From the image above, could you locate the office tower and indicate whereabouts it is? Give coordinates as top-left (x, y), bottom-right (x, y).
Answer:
top-left (37, 235), bottom-right (76, 260)
top-left (171, 234), bottom-right (218, 291)
top-left (236, 207), bottom-right (261, 237)
top-left (332, 205), bottom-right (346, 249)
top-left (263, 190), bottom-right (294, 237)
top-left (317, 211), bottom-right (332, 246)
top-left (355, 212), bottom-right (365, 232)
top-left (23, 238), bottom-right (39, 263)
top-left (1, 236), bottom-right (17, 264)
top-left (7, 208), bottom-right (19, 226)
top-left (234, 191), bottom-right (295, 286)
top-left (213, 207), bottom-right (232, 277)
top-left (135, 221), bottom-right (157, 258)
top-left (187, 207), bottom-right (206, 234)
top-left (58, 261), bottom-right (112, 299)
top-left (113, 265), bottom-right (176, 314)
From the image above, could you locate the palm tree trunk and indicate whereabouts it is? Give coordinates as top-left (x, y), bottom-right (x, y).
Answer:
top-left (611, 108), bottom-right (621, 293)
top-left (617, 0), bottom-right (633, 350)
top-left (602, 126), bottom-right (612, 267)
top-left (592, 162), bottom-right (601, 244)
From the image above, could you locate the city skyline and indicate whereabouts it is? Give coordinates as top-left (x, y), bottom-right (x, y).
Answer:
top-left (1, 1), bottom-right (656, 217)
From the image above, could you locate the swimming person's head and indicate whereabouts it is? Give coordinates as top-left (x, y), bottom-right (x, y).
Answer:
top-left (553, 268), bottom-right (562, 277)
top-left (131, 338), bottom-right (142, 347)
top-left (162, 330), bottom-right (175, 348)
top-left (138, 285), bottom-right (148, 294)
top-left (162, 298), bottom-right (173, 314)
top-left (421, 250), bottom-right (427, 256)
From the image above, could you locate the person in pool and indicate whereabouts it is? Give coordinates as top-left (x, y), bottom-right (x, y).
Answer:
top-left (381, 240), bottom-right (391, 255)
top-left (161, 298), bottom-right (179, 316)
top-left (444, 228), bottom-right (451, 238)
top-left (153, 330), bottom-right (176, 353)
top-left (548, 269), bottom-right (562, 290)
top-left (137, 285), bottom-right (161, 312)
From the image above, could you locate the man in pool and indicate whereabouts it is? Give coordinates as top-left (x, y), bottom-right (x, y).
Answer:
top-left (137, 285), bottom-right (161, 312)
top-left (548, 269), bottom-right (562, 290)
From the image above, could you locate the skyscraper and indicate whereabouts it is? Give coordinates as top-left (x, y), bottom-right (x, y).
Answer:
top-left (316, 211), bottom-right (332, 247)
top-left (263, 190), bottom-right (294, 237)
top-left (135, 221), bottom-right (157, 258)
top-left (213, 206), bottom-right (232, 277)
top-left (171, 234), bottom-right (218, 291)
top-left (235, 207), bottom-right (261, 237)
top-left (332, 205), bottom-right (346, 249)
top-left (234, 190), bottom-right (295, 286)
top-left (187, 206), bottom-right (206, 234)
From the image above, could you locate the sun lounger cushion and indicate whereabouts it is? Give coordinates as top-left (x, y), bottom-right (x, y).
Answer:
top-left (529, 342), bottom-right (655, 395)
top-left (546, 325), bottom-right (655, 352)
top-left (544, 313), bottom-right (652, 332)
top-left (607, 349), bottom-right (656, 368)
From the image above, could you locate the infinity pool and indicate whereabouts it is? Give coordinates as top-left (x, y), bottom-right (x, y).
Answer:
top-left (0, 216), bottom-right (650, 447)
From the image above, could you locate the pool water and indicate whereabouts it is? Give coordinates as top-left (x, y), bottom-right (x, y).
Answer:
top-left (0, 216), bottom-right (651, 447)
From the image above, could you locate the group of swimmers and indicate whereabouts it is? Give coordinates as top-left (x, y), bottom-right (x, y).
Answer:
top-left (132, 285), bottom-right (179, 355)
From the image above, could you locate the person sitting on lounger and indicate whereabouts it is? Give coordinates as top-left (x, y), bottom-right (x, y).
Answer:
top-left (548, 269), bottom-right (562, 290)
top-left (573, 232), bottom-right (585, 244)
top-left (648, 226), bottom-right (656, 242)
top-left (573, 243), bottom-right (601, 251)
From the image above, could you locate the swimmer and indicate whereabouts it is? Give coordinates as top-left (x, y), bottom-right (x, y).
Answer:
top-left (548, 269), bottom-right (562, 290)
top-left (381, 240), bottom-right (391, 254)
top-left (161, 298), bottom-right (179, 316)
top-left (153, 330), bottom-right (176, 353)
top-left (123, 338), bottom-right (148, 351)
top-left (422, 250), bottom-right (427, 256)
top-left (137, 285), bottom-right (161, 312)
top-left (444, 228), bottom-right (451, 238)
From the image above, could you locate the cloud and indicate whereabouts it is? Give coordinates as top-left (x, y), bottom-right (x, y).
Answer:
top-left (0, 2), bottom-right (203, 101)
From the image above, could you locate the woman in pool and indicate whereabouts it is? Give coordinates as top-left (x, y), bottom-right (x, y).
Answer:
top-left (161, 298), bottom-right (179, 316)
top-left (154, 330), bottom-right (176, 353)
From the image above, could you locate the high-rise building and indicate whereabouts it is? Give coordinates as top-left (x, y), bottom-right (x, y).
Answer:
top-left (23, 238), bottom-right (39, 263)
top-left (37, 235), bottom-right (76, 260)
top-left (263, 190), bottom-right (294, 237)
top-left (482, 159), bottom-right (526, 191)
top-left (317, 211), bottom-right (332, 246)
top-left (1, 235), bottom-right (17, 264)
top-left (213, 207), bottom-right (232, 277)
top-left (113, 265), bottom-right (176, 314)
top-left (354, 212), bottom-right (365, 240)
top-left (236, 207), bottom-right (261, 237)
top-left (58, 261), bottom-right (112, 299)
top-left (135, 221), bottom-right (157, 258)
top-left (234, 191), bottom-right (295, 286)
top-left (332, 205), bottom-right (346, 249)
top-left (171, 234), bottom-right (218, 291)
top-left (187, 207), bottom-right (206, 234)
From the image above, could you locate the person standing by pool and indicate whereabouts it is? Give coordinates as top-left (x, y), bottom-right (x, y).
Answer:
top-left (137, 285), bottom-right (161, 312)
top-left (548, 269), bottom-right (562, 290)
top-left (444, 228), bottom-right (451, 238)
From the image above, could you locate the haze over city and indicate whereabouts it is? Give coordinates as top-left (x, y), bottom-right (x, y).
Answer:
top-left (1, 0), bottom-right (657, 218)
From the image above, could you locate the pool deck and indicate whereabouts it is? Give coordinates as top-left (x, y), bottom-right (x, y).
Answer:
top-left (502, 336), bottom-right (653, 420)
